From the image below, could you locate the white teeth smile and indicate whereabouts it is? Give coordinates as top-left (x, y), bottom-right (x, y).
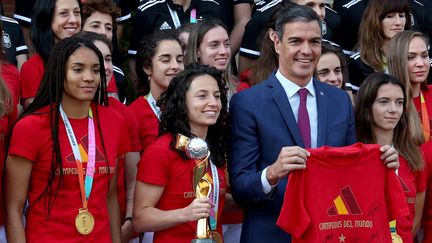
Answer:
top-left (203, 111), bottom-right (216, 115)
top-left (297, 59), bottom-right (312, 63)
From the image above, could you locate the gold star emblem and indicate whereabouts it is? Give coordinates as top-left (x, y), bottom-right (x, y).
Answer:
top-left (339, 234), bottom-right (346, 242)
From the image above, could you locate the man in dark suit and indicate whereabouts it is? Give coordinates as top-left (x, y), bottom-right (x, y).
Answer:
top-left (228, 5), bottom-right (398, 242)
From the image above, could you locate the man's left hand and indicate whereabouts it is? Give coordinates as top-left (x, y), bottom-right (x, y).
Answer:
top-left (380, 145), bottom-right (399, 169)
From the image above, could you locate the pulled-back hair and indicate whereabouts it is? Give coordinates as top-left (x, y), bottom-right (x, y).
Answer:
top-left (135, 30), bottom-right (182, 96)
top-left (158, 63), bottom-right (228, 167)
top-left (357, 0), bottom-right (411, 71)
top-left (31, 0), bottom-right (82, 63)
top-left (7, 36), bottom-right (108, 214)
top-left (185, 19), bottom-right (235, 96)
top-left (388, 30), bottom-right (429, 100)
top-left (316, 41), bottom-right (348, 89)
top-left (387, 30), bottom-right (427, 146)
top-left (355, 72), bottom-right (423, 171)
top-left (82, 0), bottom-right (121, 33)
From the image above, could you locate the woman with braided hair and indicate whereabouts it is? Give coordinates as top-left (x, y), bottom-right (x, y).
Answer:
top-left (5, 36), bottom-right (129, 242)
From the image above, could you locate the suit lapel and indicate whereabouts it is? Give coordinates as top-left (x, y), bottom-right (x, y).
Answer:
top-left (314, 79), bottom-right (327, 147)
top-left (267, 75), bottom-right (304, 147)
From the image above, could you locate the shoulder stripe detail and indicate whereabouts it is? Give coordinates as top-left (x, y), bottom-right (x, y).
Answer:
top-left (113, 66), bottom-right (125, 76)
top-left (239, 47), bottom-right (260, 56)
top-left (13, 14), bottom-right (31, 23)
top-left (117, 13), bottom-right (131, 22)
top-left (16, 45), bottom-right (29, 52)
top-left (325, 5), bottom-right (337, 14)
top-left (138, 0), bottom-right (165, 11)
top-left (343, 0), bottom-right (361, 9)
top-left (202, 0), bottom-right (219, 5)
top-left (257, 0), bottom-right (282, 12)
top-left (350, 51), bottom-right (360, 58)
top-left (1, 16), bottom-right (19, 24)
top-left (345, 82), bottom-right (359, 91)
top-left (412, 0), bottom-right (424, 6)
top-left (343, 50), bottom-right (355, 56)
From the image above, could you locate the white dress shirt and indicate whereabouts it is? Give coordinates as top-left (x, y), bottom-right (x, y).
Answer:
top-left (261, 70), bottom-right (318, 194)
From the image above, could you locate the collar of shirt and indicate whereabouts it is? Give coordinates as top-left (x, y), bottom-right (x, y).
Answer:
top-left (275, 70), bottom-right (316, 98)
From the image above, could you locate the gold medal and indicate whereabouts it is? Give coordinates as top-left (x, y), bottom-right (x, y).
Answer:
top-left (211, 231), bottom-right (223, 243)
top-left (391, 232), bottom-right (403, 243)
top-left (75, 208), bottom-right (95, 235)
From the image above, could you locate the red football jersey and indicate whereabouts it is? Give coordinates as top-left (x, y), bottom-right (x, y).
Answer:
top-left (137, 134), bottom-right (226, 243)
top-left (277, 143), bottom-right (409, 243)
top-left (9, 104), bottom-right (130, 242)
top-left (128, 96), bottom-right (159, 152)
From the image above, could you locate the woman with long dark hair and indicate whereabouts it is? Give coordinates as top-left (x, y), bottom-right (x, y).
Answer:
top-left (133, 64), bottom-right (228, 243)
top-left (355, 72), bottom-right (426, 242)
top-left (6, 36), bottom-right (129, 242)
top-left (20, 0), bottom-right (81, 108)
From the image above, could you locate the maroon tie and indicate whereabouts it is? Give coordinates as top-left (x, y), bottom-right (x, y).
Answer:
top-left (298, 88), bottom-right (311, 148)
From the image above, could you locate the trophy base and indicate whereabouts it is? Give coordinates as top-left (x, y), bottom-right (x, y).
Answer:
top-left (191, 239), bottom-right (216, 243)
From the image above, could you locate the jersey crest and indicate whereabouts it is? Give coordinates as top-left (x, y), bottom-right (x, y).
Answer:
top-left (65, 134), bottom-right (106, 163)
top-left (2, 31), bottom-right (11, 49)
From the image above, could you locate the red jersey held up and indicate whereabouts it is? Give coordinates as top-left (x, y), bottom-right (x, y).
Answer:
top-left (277, 143), bottom-right (409, 243)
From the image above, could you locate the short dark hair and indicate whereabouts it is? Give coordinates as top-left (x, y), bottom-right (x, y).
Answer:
top-left (274, 4), bottom-right (321, 38)
top-left (82, 0), bottom-right (121, 33)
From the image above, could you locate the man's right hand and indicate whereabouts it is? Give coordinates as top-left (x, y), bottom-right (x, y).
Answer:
top-left (266, 146), bottom-right (309, 185)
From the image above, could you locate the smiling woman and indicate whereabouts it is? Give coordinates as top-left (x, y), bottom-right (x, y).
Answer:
top-left (20, 0), bottom-right (82, 108)
top-left (6, 36), bottom-right (130, 242)
top-left (133, 64), bottom-right (228, 243)
top-left (128, 31), bottom-right (184, 153)
top-left (185, 19), bottom-right (238, 97)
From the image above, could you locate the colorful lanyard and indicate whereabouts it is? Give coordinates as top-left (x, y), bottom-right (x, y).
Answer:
top-left (420, 92), bottom-right (430, 141)
top-left (208, 161), bottom-right (219, 231)
top-left (144, 93), bottom-right (161, 120)
top-left (167, 3), bottom-right (197, 29)
top-left (60, 105), bottom-right (96, 209)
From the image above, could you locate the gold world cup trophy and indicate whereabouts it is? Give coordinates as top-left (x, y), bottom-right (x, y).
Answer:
top-left (175, 134), bottom-right (221, 243)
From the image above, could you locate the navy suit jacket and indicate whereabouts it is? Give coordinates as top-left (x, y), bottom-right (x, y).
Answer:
top-left (228, 74), bottom-right (356, 243)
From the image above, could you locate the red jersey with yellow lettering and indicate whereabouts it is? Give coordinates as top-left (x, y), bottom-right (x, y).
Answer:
top-left (277, 143), bottom-right (409, 243)
top-left (136, 133), bottom-right (226, 243)
top-left (8, 104), bottom-right (130, 243)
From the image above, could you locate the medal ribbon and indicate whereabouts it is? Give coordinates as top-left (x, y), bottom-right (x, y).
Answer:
top-left (420, 92), bottom-right (430, 141)
top-left (208, 161), bottom-right (219, 231)
top-left (166, 3), bottom-right (197, 28)
top-left (60, 105), bottom-right (96, 209)
top-left (145, 93), bottom-right (161, 120)
top-left (190, 9), bottom-right (197, 23)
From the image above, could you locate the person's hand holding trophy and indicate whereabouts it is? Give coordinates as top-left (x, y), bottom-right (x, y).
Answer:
top-left (176, 134), bottom-right (222, 243)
